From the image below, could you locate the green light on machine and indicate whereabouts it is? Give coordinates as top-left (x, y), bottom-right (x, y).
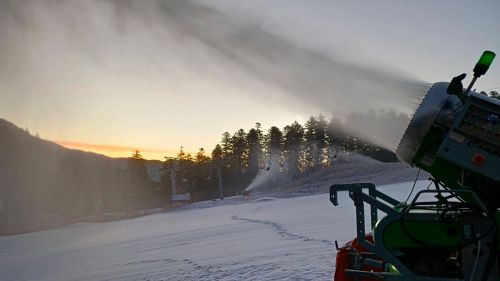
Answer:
top-left (473, 50), bottom-right (496, 77)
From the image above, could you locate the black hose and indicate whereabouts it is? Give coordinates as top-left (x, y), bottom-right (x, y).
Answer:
top-left (480, 212), bottom-right (498, 281)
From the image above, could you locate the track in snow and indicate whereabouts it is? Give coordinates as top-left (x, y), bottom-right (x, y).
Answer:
top-left (231, 215), bottom-right (335, 246)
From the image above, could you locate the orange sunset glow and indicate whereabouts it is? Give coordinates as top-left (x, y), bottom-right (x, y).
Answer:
top-left (56, 141), bottom-right (178, 160)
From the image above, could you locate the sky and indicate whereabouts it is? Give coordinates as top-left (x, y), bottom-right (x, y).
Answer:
top-left (1, 0), bottom-right (499, 160)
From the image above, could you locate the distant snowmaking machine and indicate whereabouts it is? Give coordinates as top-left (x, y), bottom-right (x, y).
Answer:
top-left (331, 51), bottom-right (499, 281)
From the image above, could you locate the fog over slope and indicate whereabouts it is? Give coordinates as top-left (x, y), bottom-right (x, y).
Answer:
top-left (0, 118), bottom-right (161, 232)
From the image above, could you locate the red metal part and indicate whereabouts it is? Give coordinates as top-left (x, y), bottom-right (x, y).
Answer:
top-left (334, 233), bottom-right (383, 281)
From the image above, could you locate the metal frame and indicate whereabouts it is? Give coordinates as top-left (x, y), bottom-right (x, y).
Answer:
top-left (330, 183), bottom-right (491, 281)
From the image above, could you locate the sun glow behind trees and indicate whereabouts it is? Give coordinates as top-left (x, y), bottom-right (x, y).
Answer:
top-left (56, 141), bottom-right (177, 160)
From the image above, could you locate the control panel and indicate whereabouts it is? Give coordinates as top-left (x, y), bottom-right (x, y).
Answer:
top-left (458, 104), bottom-right (500, 146)
top-left (436, 93), bottom-right (500, 182)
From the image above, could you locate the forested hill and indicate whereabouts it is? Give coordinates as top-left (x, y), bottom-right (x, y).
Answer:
top-left (0, 118), bottom-right (165, 234)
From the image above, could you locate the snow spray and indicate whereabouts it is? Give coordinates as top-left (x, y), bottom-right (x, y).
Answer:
top-left (1, 0), bottom-right (428, 150)
top-left (245, 170), bottom-right (268, 192)
top-left (245, 153), bottom-right (286, 192)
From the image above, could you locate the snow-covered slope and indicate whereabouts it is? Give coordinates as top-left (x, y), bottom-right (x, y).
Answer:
top-left (0, 181), bottom-right (430, 281)
top-left (266, 161), bottom-right (428, 196)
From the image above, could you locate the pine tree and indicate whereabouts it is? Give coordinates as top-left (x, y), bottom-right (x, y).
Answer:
top-left (212, 144), bottom-right (223, 160)
top-left (326, 117), bottom-right (340, 165)
top-left (211, 144), bottom-right (225, 200)
top-left (221, 132), bottom-right (233, 158)
top-left (246, 123), bottom-right (263, 176)
top-left (128, 150), bottom-right (149, 210)
top-left (177, 146), bottom-right (187, 160)
top-left (232, 129), bottom-right (248, 171)
top-left (129, 149), bottom-right (148, 182)
top-left (175, 146), bottom-right (194, 193)
top-left (283, 121), bottom-right (304, 176)
top-left (316, 114), bottom-right (329, 167)
top-left (195, 148), bottom-right (210, 163)
top-left (160, 157), bottom-right (174, 202)
top-left (266, 126), bottom-right (283, 171)
top-left (304, 116), bottom-right (318, 170)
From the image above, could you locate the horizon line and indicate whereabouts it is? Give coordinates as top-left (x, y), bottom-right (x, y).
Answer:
top-left (55, 140), bottom-right (182, 161)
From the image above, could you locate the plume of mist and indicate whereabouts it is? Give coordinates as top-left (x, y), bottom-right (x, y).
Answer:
top-left (245, 151), bottom-right (383, 192)
top-left (245, 153), bottom-right (286, 192)
top-left (245, 170), bottom-right (276, 192)
top-left (0, 0), bottom-right (429, 151)
top-left (333, 151), bottom-right (381, 164)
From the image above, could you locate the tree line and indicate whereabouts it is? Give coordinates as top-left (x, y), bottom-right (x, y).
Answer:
top-left (157, 113), bottom-right (402, 203)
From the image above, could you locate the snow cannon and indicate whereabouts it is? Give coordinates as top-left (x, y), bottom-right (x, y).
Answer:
top-left (330, 51), bottom-right (500, 281)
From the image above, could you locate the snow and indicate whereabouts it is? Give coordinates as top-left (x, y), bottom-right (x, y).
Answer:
top-left (0, 181), bottom-right (430, 281)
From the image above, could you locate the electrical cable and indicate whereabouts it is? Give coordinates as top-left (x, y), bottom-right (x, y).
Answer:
top-left (404, 168), bottom-right (421, 203)
top-left (427, 178), bottom-right (466, 204)
top-left (469, 238), bottom-right (481, 281)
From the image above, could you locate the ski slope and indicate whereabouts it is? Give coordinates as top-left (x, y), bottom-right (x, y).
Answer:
top-left (0, 181), bottom-right (429, 281)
